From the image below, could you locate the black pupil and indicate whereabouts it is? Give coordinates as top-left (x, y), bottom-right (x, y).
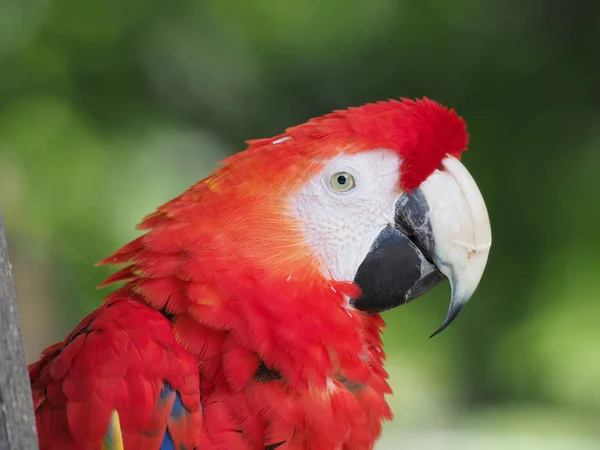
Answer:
top-left (337, 175), bottom-right (347, 185)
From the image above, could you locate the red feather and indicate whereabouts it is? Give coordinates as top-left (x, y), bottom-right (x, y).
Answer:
top-left (30, 300), bottom-right (203, 449)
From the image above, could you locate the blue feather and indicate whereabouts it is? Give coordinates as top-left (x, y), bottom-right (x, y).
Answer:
top-left (159, 381), bottom-right (172, 402)
top-left (170, 390), bottom-right (185, 419)
top-left (160, 430), bottom-right (175, 450)
top-left (159, 382), bottom-right (189, 450)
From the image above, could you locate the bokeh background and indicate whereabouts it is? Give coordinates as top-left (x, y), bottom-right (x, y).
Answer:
top-left (1, 0), bottom-right (599, 448)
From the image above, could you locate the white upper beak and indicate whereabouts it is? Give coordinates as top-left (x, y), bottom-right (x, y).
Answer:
top-left (419, 156), bottom-right (492, 335)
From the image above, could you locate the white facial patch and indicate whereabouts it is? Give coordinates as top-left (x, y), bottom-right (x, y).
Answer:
top-left (291, 150), bottom-right (402, 282)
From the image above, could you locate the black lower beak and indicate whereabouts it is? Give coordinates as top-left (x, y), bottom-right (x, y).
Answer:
top-left (352, 224), bottom-right (445, 314)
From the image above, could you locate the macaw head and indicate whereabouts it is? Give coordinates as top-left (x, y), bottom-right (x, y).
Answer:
top-left (199, 97), bottom-right (491, 335)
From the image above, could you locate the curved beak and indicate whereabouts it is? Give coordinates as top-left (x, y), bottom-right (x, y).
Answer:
top-left (352, 156), bottom-right (492, 336)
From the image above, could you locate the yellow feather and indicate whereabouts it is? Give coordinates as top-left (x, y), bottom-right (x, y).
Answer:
top-left (102, 410), bottom-right (124, 450)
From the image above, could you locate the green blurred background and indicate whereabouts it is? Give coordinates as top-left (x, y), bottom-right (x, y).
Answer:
top-left (1, 0), bottom-right (599, 448)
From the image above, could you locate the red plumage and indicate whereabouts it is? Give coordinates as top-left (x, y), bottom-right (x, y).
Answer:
top-left (30, 98), bottom-right (468, 449)
top-left (30, 299), bottom-right (202, 449)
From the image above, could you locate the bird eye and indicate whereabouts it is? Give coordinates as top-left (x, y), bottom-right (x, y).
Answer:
top-left (330, 171), bottom-right (355, 192)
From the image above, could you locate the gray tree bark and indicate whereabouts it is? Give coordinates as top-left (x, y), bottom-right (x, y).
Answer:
top-left (0, 211), bottom-right (38, 450)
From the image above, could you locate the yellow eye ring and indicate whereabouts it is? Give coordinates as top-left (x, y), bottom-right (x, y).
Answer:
top-left (330, 171), bottom-right (355, 192)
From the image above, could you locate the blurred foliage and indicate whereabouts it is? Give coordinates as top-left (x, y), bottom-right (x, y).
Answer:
top-left (1, 0), bottom-right (599, 447)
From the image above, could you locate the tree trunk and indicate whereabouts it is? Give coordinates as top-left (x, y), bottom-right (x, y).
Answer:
top-left (0, 210), bottom-right (38, 449)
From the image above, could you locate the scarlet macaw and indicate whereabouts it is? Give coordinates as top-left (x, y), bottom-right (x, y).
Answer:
top-left (29, 98), bottom-right (491, 449)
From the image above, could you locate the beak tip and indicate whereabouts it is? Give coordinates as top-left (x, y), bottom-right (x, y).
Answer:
top-left (428, 323), bottom-right (448, 339)
top-left (428, 302), bottom-right (465, 338)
